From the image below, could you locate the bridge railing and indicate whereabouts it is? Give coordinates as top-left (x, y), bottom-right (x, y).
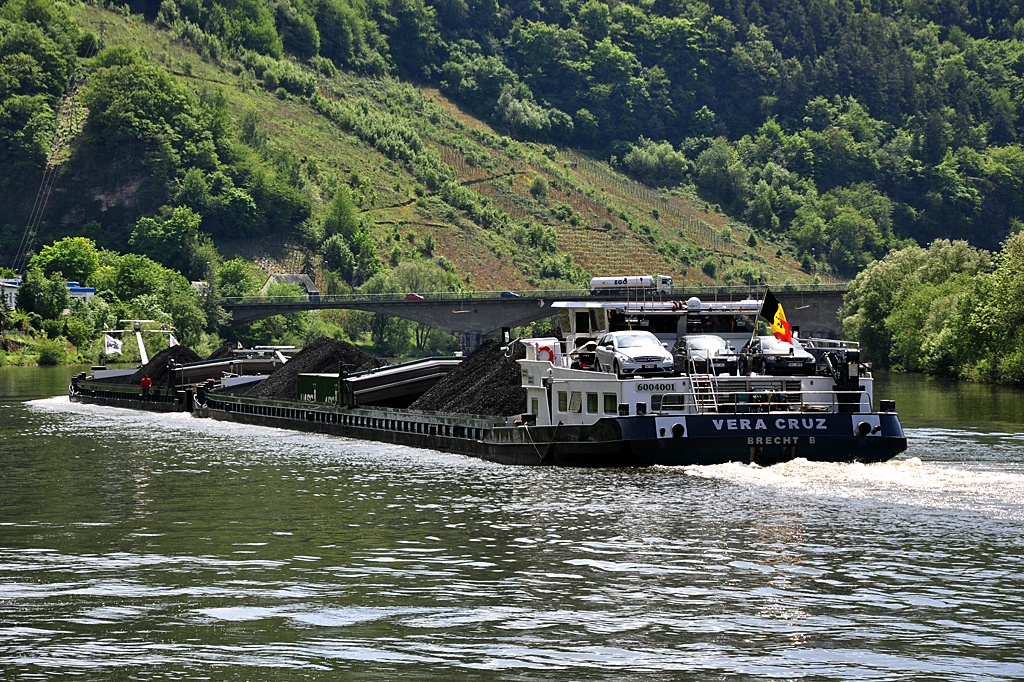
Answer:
top-left (674, 283), bottom-right (849, 296)
top-left (222, 289), bottom-right (588, 305)
top-left (221, 283), bottom-right (848, 306)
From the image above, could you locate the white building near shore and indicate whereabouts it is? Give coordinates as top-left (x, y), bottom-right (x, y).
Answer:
top-left (0, 279), bottom-right (96, 311)
top-left (1, 279), bottom-right (20, 311)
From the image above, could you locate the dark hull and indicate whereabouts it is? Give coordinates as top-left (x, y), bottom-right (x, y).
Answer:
top-left (69, 382), bottom-right (907, 467)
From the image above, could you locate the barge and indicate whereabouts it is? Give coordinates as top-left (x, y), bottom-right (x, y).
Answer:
top-left (68, 295), bottom-right (907, 467)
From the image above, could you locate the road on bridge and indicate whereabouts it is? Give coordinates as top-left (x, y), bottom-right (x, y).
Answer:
top-left (222, 285), bottom-right (848, 352)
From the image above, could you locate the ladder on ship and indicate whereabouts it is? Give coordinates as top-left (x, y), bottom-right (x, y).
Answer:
top-left (686, 356), bottom-right (720, 413)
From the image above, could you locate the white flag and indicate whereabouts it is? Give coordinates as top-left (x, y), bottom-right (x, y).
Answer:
top-left (169, 334), bottom-right (179, 348)
top-left (104, 334), bottom-right (122, 355)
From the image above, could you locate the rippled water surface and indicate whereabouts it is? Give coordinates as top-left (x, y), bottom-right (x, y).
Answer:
top-left (2, 367), bottom-right (1024, 680)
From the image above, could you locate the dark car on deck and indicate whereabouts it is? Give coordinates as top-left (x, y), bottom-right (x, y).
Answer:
top-left (742, 335), bottom-right (817, 375)
top-left (674, 335), bottom-right (739, 375)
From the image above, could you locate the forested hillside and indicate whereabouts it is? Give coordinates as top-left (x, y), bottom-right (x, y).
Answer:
top-left (116, 0), bottom-right (1024, 269)
top-left (1, 0), bottom-right (804, 292)
top-left (4, 0), bottom-right (1024, 368)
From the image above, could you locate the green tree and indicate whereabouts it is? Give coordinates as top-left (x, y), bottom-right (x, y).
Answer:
top-left (110, 253), bottom-right (166, 302)
top-left (217, 258), bottom-right (261, 298)
top-left (323, 185), bottom-right (360, 240)
top-left (842, 239), bottom-right (992, 365)
top-left (81, 46), bottom-right (216, 180)
top-left (129, 206), bottom-right (201, 268)
top-left (35, 337), bottom-right (65, 365)
top-left (29, 237), bottom-right (100, 283)
top-left (0, 296), bottom-right (10, 335)
top-left (64, 314), bottom-right (94, 350)
top-left (0, 94), bottom-right (54, 191)
top-left (16, 268), bottom-right (68, 320)
top-left (529, 175), bottom-right (548, 200)
top-left (359, 270), bottom-right (411, 355)
top-left (321, 233), bottom-right (356, 281)
top-left (623, 138), bottom-right (688, 187)
top-left (694, 137), bottom-right (749, 211)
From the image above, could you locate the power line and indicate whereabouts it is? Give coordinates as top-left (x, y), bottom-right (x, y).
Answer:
top-left (10, 39), bottom-right (98, 275)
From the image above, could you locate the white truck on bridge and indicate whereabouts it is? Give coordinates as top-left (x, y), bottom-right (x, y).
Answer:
top-left (589, 275), bottom-right (673, 296)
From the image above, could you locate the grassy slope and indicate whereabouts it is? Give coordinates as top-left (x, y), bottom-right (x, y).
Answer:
top-left (67, 6), bottom-right (817, 290)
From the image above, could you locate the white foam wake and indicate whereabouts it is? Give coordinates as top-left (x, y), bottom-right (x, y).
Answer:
top-left (684, 455), bottom-right (1024, 518)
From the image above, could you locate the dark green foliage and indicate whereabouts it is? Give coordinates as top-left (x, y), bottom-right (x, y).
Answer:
top-left (28, 236), bottom-right (100, 283)
top-left (276, 3), bottom-right (319, 60)
top-left (35, 337), bottom-right (65, 364)
top-left (841, 236), bottom-right (1024, 383)
top-left (528, 175), bottom-right (547, 200)
top-left (321, 233), bottom-right (356, 281)
top-left (63, 313), bottom-right (93, 349)
top-left (622, 139), bottom-right (688, 187)
top-left (80, 45), bottom-right (224, 198)
top-left (538, 253), bottom-right (585, 285)
top-left (108, 253), bottom-right (168, 301)
top-left (0, 0), bottom-right (78, 203)
top-left (0, 94), bottom-right (54, 191)
top-left (439, 180), bottom-right (507, 229)
top-left (129, 206), bottom-right (201, 268)
top-left (16, 268), bottom-right (69, 319)
top-left (843, 239), bottom-right (992, 367)
top-left (217, 257), bottom-right (260, 297)
top-left (322, 185), bottom-right (359, 240)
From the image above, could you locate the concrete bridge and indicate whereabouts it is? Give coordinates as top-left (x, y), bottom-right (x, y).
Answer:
top-left (222, 285), bottom-right (849, 351)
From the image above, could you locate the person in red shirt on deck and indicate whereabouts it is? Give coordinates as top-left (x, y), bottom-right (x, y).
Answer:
top-left (141, 376), bottom-right (152, 402)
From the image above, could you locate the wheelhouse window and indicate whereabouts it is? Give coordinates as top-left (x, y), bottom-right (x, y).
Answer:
top-left (557, 391), bottom-right (568, 412)
top-left (603, 393), bottom-right (617, 414)
top-left (586, 393), bottom-right (598, 414)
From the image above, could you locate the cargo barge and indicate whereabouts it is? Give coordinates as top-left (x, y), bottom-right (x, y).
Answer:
top-left (69, 297), bottom-right (907, 467)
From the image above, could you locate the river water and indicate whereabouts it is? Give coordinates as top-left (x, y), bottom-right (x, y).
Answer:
top-left (2, 366), bottom-right (1023, 680)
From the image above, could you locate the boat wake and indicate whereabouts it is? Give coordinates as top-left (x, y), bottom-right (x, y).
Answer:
top-left (27, 396), bottom-right (1024, 519)
top-left (24, 396), bottom-right (488, 470)
top-left (683, 449), bottom-right (1024, 520)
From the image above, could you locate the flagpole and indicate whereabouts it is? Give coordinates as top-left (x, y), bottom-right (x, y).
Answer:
top-left (747, 286), bottom-right (767, 346)
top-left (740, 287), bottom-right (768, 374)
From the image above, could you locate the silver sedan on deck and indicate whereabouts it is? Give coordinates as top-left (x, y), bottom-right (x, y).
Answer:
top-left (594, 331), bottom-right (675, 378)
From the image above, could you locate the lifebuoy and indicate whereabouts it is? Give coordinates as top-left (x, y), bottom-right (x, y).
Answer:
top-left (537, 345), bottom-right (553, 363)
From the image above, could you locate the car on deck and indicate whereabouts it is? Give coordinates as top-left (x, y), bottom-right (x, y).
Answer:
top-left (674, 334), bottom-right (739, 375)
top-left (742, 335), bottom-right (817, 375)
top-left (594, 330), bottom-right (674, 378)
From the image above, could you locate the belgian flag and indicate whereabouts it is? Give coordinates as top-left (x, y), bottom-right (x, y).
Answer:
top-left (758, 288), bottom-right (793, 344)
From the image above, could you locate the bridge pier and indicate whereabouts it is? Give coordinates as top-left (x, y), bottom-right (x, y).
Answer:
top-left (458, 330), bottom-right (483, 355)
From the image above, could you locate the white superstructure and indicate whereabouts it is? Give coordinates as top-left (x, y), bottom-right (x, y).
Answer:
top-left (517, 337), bottom-right (873, 427)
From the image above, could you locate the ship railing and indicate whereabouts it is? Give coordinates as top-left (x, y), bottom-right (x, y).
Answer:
top-left (654, 388), bottom-right (870, 415)
top-left (801, 338), bottom-right (860, 350)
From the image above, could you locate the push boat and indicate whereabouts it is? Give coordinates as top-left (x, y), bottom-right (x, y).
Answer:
top-left (68, 298), bottom-right (907, 467)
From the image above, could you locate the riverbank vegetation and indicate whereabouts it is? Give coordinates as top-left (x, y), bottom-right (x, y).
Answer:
top-left (0, 234), bottom-right (462, 365)
top-left (843, 233), bottom-right (1024, 384)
